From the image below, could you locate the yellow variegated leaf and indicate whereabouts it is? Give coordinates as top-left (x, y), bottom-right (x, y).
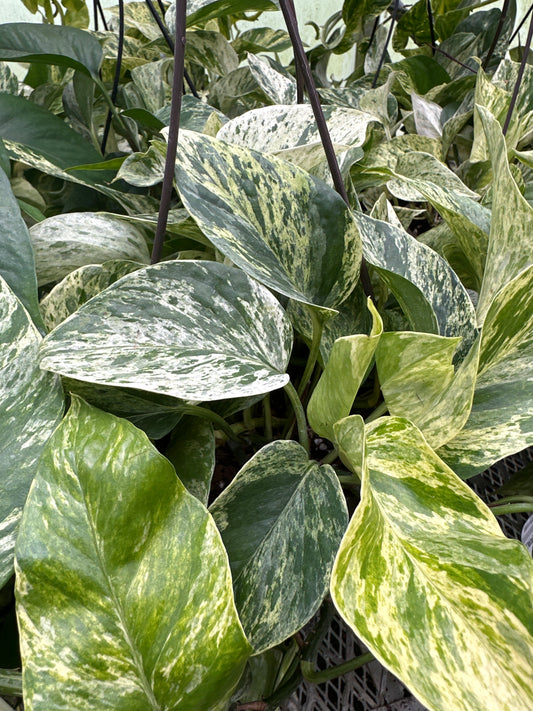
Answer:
top-left (331, 416), bottom-right (533, 711)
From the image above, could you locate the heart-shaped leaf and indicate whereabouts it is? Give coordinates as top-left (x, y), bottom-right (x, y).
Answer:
top-left (210, 440), bottom-right (348, 653)
top-left (439, 264), bottom-right (533, 477)
top-left (15, 397), bottom-right (251, 710)
top-left (40, 260), bottom-right (293, 401)
top-left (375, 331), bottom-right (481, 448)
top-left (0, 277), bottom-right (63, 588)
top-left (31, 214), bottom-right (150, 286)
top-left (331, 416), bottom-right (533, 711)
top-left (175, 129), bottom-right (362, 315)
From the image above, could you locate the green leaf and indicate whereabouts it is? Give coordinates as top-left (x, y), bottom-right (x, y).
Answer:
top-left (164, 416), bottom-right (215, 506)
top-left (40, 260), bottom-right (293, 401)
top-left (331, 416), bottom-right (533, 711)
top-left (180, 0), bottom-right (278, 27)
top-left (307, 298), bottom-right (382, 441)
top-left (156, 94), bottom-right (228, 134)
top-left (353, 212), bottom-right (478, 355)
top-left (187, 30), bottom-right (239, 76)
top-left (30, 213), bottom-right (150, 286)
top-left (0, 93), bottom-right (102, 171)
top-left (375, 331), bottom-right (481, 448)
top-left (342, 0), bottom-right (390, 32)
top-left (0, 62), bottom-right (19, 95)
top-left (0, 168), bottom-right (43, 330)
top-left (232, 27), bottom-right (292, 57)
top-left (0, 22), bottom-right (103, 78)
top-left (210, 440), bottom-right (348, 653)
top-left (115, 144), bottom-right (166, 188)
top-left (15, 397), bottom-right (251, 710)
top-left (175, 129), bottom-right (362, 314)
top-left (439, 264), bottom-right (533, 477)
top-left (0, 277), bottom-right (63, 588)
top-left (475, 106), bottom-right (533, 324)
top-left (130, 59), bottom-right (172, 114)
top-left (39, 260), bottom-right (143, 333)
top-left (247, 53), bottom-right (296, 105)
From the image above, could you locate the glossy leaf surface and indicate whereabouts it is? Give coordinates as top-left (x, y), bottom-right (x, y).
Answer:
top-left (31, 213), bottom-right (150, 286)
top-left (40, 261), bottom-right (293, 401)
top-left (439, 264), bottom-right (533, 477)
top-left (0, 278), bottom-right (63, 588)
top-left (331, 416), bottom-right (533, 711)
top-left (476, 106), bottom-right (533, 324)
top-left (0, 168), bottom-right (42, 329)
top-left (210, 440), bottom-right (348, 653)
top-left (164, 416), bottom-right (215, 507)
top-left (354, 212), bottom-right (477, 355)
top-left (247, 54), bottom-right (296, 105)
top-left (175, 130), bottom-right (362, 313)
top-left (15, 398), bottom-right (251, 710)
top-left (308, 298), bottom-right (382, 441)
top-left (376, 331), bottom-right (481, 448)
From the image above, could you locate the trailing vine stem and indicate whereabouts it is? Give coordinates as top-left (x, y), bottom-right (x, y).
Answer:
top-left (301, 651), bottom-right (374, 684)
top-left (144, 0), bottom-right (200, 98)
top-left (101, 0), bottom-right (125, 154)
top-left (424, 43), bottom-right (478, 74)
top-left (283, 382), bottom-right (310, 455)
top-left (503, 7), bottom-right (533, 136)
top-left (151, 0), bottom-right (187, 264)
top-left (297, 308), bottom-right (324, 398)
top-left (278, 0), bottom-right (374, 300)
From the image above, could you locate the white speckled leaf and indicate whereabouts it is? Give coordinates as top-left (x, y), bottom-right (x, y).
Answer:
top-left (439, 264), bottom-right (533, 478)
top-left (40, 260), bottom-right (143, 333)
top-left (115, 144), bottom-right (166, 187)
top-left (376, 331), bottom-right (481, 448)
top-left (0, 277), bottom-right (63, 588)
top-left (217, 104), bottom-right (375, 154)
top-left (210, 440), bottom-right (348, 653)
top-left (30, 213), bottom-right (150, 286)
top-left (353, 211), bottom-right (478, 356)
top-left (40, 260), bottom-right (293, 401)
top-left (0, 168), bottom-right (42, 330)
top-left (476, 106), bottom-right (533, 324)
top-left (175, 130), bottom-right (362, 312)
top-left (247, 53), bottom-right (296, 105)
top-left (15, 397), bottom-right (251, 710)
top-left (164, 416), bottom-right (215, 506)
top-left (307, 298), bottom-right (382, 441)
top-left (331, 416), bottom-right (533, 711)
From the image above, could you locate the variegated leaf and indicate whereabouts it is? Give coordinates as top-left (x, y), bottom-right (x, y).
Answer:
top-left (307, 298), bottom-right (382, 442)
top-left (187, 30), bottom-right (239, 77)
top-left (164, 416), bottom-right (215, 506)
top-left (30, 213), bottom-right (150, 286)
top-left (217, 104), bottom-right (376, 154)
top-left (210, 440), bottom-right (348, 653)
top-left (375, 331), bottom-right (481, 449)
top-left (40, 260), bottom-right (293, 401)
top-left (40, 260), bottom-right (143, 333)
top-left (156, 94), bottom-right (228, 134)
top-left (0, 277), bottom-right (63, 588)
top-left (439, 264), bottom-right (533, 477)
top-left (175, 129), bottom-right (362, 313)
top-left (353, 211), bottom-right (478, 356)
top-left (0, 167), bottom-right (42, 330)
top-left (114, 144), bottom-right (166, 187)
top-left (475, 106), bottom-right (533, 324)
top-left (168, 0), bottom-right (278, 29)
top-left (247, 53), bottom-right (296, 105)
top-left (15, 397), bottom-right (251, 710)
top-left (331, 416), bottom-right (533, 711)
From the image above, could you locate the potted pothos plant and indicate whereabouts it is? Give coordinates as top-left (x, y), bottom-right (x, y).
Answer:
top-left (0, 0), bottom-right (532, 709)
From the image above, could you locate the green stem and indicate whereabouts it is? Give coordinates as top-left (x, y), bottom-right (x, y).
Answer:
top-left (284, 381), bottom-right (309, 455)
top-left (490, 495), bottom-right (533, 506)
top-left (263, 394), bottom-right (273, 441)
top-left (320, 448), bottom-right (338, 465)
top-left (301, 651), bottom-right (374, 684)
top-left (180, 405), bottom-right (239, 442)
top-left (489, 503), bottom-right (533, 515)
top-left (297, 308), bottom-right (324, 398)
top-left (337, 474), bottom-right (360, 487)
top-left (365, 400), bottom-right (388, 424)
top-left (0, 669), bottom-right (22, 696)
